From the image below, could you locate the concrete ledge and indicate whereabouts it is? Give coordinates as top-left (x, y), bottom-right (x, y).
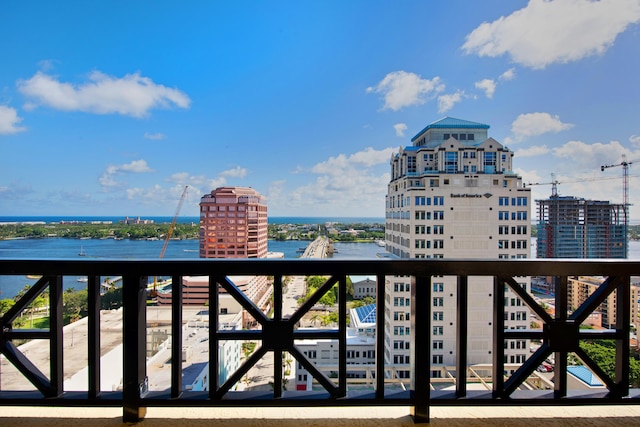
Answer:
top-left (3, 406), bottom-right (640, 426)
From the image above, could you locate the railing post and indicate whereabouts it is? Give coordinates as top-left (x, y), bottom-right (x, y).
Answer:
top-left (615, 275), bottom-right (630, 397)
top-left (49, 275), bottom-right (63, 397)
top-left (456, 275), bottom-right (468, 398)
top-left (338, 275), bottom-right (347, 397)
top-left (87, 275), bottom-right (101, 399)
top-left (122, 275), bottom-right (148, 422)
top-left (492, 276), bottom-right (505, 398)
top-left (171, 275), bottom-right (183, 398)
top-left (375, 273), bottom-right (386, 399)
top-left (410, 275), bottom-right (430, 423)
top-left (554, 275), bottom-right (568, 398)
top-left (209, 276), bottom-right (220, 395)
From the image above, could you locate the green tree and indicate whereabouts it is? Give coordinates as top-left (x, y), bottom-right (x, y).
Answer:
top-left (63, 289), bottom-right (88, 323)
top-left (578, 341), bottom-right (640, 387)
top-left (0, 298), bottom-right (14, 316)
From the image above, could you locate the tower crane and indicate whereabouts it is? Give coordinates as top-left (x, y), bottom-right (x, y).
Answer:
top-left (601, 155), bottom-right (633, 219)
top-left (152, 185), bottom-right (189, 297)
top-left (526, 173), bottom-right (560, 197)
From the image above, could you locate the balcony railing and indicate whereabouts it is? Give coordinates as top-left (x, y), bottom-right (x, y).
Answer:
top-left (1, 258), bottom-right (639, 424)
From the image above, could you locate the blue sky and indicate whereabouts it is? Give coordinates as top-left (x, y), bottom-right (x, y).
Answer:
top-left (2, 1), bottom-right (640, 219)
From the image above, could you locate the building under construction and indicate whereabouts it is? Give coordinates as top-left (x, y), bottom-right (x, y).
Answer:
top-left (536, 196), bottom-right (627, 259)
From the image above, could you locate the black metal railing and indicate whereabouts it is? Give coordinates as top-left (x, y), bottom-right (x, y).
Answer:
top-left (1, 258), bottom-right (640, 423)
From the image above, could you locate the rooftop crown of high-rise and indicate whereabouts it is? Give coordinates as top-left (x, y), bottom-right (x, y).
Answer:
top-left (411, 117), bottom-right (490, 148)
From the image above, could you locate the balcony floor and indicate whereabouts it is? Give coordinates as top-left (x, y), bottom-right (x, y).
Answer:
top-left (3, 405), bottom-right (640, 426)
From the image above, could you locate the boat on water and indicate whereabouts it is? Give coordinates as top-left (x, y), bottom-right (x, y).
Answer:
top-left (376, 240), bottom-right (386, 247)
top-left (77, 277), bottom-right (88, 283)
top-left (78, 245), bottom-right (86, 256)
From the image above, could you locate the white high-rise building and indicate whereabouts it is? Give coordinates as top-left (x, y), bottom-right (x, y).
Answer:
top-left (385, 117), bottom-right (531, 379)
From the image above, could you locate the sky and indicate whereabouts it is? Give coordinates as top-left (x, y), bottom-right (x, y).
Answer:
top-left (1, 0), bottom-right (640, 220)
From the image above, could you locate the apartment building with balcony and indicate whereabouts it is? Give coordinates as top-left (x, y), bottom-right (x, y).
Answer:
top-left (567, 275), bottom-right (640, 329)
top-left (385, 117), bottom-right (531, 379)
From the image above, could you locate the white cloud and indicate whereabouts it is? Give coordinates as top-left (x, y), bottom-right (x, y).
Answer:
top-left (394, 123), bottom-right (407, 137)
top-left (267, 146), bottom-right (395, 215)
top-left (499, 68), bottom-right (516, 81)
top-left (0, 105), bottom-right (26, 134)
top-left (367, 71), bottom-right (445, 111)
top-left (99, 159), bottom-right (154, 190)
top-left (475, 79), bottom-right (496, 99)
top-left (18, 71), bottom-right (191, 117)
top-left (515, 145), bottom-right (551, 158)
top-left (312, 147), bottom-right (396, 175)
top-left (220, 166), bottom-right (248, 178)
top-left (437, 91), bottom-right (464, 114)
top-left (462, 0), bottom-right (640, 69)
top-left (163, 167), bottom-right (248, 198)
top-left (510, 112), bottom-right (573, 142)
top-left (630, 134), bottom-right (640, 147)
top-left (144, 132), bottom-right (166, 140)
top-left (552, 139), bottom-right (631, 168)
top-left (120, 159), bottom-right (153, 173)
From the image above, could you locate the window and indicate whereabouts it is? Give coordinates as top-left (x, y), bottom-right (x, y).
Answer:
top-left (433, 282), bottom-right (444, 292)
top-left (433, 340), bottom-right (443, 350)
top-left (433, 297), bottom-right (444, 307)
top-left (444, 152), bottom-right (458, 173)
top-left (512, 211), bottom-right (528, 221)
top-left (415, 196), bottom-right (427, 206)
top-left (499, 211), bottom-right (509, 220)
top-left (433, 239), bottom-right (444, 249)
top-left (434, 211), bottom-right (444, 220)
top-left (432, 354), bottom-right (443, 364)
top-left (434, 196), bottom-right (444, 205)
top-left (433, 311), bottom-right (444, 321)
top-left (407, 155), bottom-right (416, 173)
top-left (484, 152), bottom-right (496, 173)
top-left (393, 297), bottom-right (405, 306)
top-left (433, 225), bottom-right (444, 234)
top-left (499, 197), bottom-right (509, 206)
top-left (433, 326), bottom-right (444, 335)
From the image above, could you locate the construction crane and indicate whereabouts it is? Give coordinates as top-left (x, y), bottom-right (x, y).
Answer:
top-left (526, 173), bottom-right (560, 197)
top-left (601, 155), bottom-right (633, 217)
top-left (152, 185), bottom-right (189, 297)
top-left (160, 185), bottom-right (189, 258)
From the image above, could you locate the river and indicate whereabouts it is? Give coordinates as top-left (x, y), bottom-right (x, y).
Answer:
top-left (0, 238), bottom-right (384, 299)
top-left (1, 237), bottom-right (639, 300)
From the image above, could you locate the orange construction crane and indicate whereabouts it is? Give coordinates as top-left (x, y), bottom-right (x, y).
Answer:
top-left (160, 185), bottom-right (189, 258)
top-left (152, 185), bottom-right (189, 297)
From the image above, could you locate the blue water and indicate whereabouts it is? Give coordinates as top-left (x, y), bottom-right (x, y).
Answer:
top-left (0, 238), bottom-right (384, 299)
top-left (0, 216), bottom-right (385, 225)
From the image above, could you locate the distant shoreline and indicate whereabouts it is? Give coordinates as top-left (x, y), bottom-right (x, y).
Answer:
top-left (0, 216), bottom-right (386, 225)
